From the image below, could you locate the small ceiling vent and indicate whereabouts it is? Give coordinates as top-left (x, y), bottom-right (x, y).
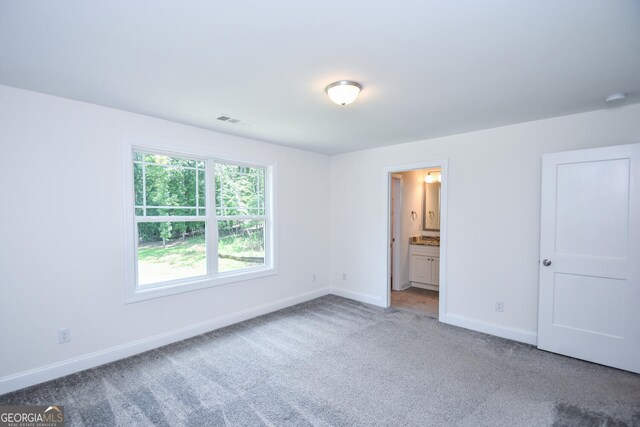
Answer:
top-left (217, 115), bottom-right (240, 123)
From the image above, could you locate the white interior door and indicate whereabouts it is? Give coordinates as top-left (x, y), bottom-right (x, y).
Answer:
top-left (538, 143), bottom-right (640, 373)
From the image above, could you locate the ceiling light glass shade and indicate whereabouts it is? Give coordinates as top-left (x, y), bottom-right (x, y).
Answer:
top-left (425, 174), bottom-right (434, 184)
top-left (605, 93), bottom-right (626, 104)
top-left (325, 80), bottom-right (362, 106)
top-left (437, 174), bottom-right (442, 183)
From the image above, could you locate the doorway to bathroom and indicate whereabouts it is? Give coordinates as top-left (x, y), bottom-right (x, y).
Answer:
top-left (386, 160), bottom-right (448, 322)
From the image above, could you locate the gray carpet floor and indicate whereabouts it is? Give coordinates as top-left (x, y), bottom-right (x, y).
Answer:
top-left (1, 295), bottom-right (639, 426)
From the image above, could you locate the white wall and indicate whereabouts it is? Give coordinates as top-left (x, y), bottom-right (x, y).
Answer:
top-left (329, 103), bottom-right (640, 342)
top-left (0, 85), bottom-right (330, 393)
top-left (2, 82), bottom-right (639, 393)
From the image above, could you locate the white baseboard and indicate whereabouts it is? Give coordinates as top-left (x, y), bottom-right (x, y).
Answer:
top-left (399, 281), bottom-right (411, 291)
top-left (411, 282), bottom-right (439, 291)
top-left (330, 287), bottom-right (385, 307)
top-left (445, 313), bottom-right (537, 345)
top-left (0, 287), bottom-right (330, 396)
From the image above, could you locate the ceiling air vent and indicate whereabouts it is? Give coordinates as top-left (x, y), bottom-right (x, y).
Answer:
top-left (217, 115), bottom-right (240, 124)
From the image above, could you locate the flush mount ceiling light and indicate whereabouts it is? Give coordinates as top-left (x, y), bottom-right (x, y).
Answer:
top-left (325, 80), bottom-right (362, 106)
top-left (605, 93), bottom-right (626, 104)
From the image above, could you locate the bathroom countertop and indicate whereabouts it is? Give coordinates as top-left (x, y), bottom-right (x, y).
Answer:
top-left (409, 236), bottom-right (440, 246)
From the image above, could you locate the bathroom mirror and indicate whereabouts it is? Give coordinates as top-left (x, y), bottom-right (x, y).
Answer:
top-left (423, 181), bottom-right (441, 231)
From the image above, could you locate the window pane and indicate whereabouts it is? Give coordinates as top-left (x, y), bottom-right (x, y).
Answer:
top-left (177, 167), bottom-right (197, 206)
top-left (218, 220), bottom-right (265, 272)
top-left (215, 164), bottom-right (265, 216)
top-left (197, 169), bottom-right (205, 208)
top-left (134, 163), bottom-right (144, 206)
top-left (146, 208), bottom-right (197, 216)
top-left (142, 153), bottom-right (196, 168)
top-left (134, 151), bottom-right (204, 217)
top-left (137, 221), bottom-right (206, 285)
top-left (145, 165), bottom-right (197, 207)
top-left (170, 157), bottom-right (196, 168)
top-left (144, 153), bottom-right (165, 164)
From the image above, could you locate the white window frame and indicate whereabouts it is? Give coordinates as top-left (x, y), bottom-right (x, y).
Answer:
top-left (122, 142), bottom-right (276, 303)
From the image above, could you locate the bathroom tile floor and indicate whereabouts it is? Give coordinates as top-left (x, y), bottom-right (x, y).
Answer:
top-left (391, 287), bottom-right (439, 318)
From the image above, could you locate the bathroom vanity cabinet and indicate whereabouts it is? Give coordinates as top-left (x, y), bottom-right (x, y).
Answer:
top-left (409, 244), bottom-right (440, 291)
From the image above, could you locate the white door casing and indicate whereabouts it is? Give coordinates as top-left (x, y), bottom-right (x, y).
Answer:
top-left (384, 159), bottom-right (448, 320)
top-left (538, 143), bottom-right (640, 373)
top-left (391, 175), bottom-right (402, 291)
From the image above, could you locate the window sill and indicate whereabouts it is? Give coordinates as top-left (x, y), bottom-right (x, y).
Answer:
top-left (125, 266), bottom-right (277, 303)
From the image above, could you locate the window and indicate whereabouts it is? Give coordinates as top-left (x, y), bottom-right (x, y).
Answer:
top-left (127, 147), bottom-right (273, 301)
top-left (215, 163), bottom-right (266, 273)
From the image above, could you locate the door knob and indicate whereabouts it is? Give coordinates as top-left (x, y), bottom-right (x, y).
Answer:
top-left (542, 259), bottom-right (552, 266)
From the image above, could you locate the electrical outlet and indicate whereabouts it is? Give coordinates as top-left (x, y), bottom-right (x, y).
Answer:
top-left (495, 301), bottom-right (504, 313)
top-left (342, 273), bottom-right (347, 280)
top-left (58, 328), bottom-right (71, 344)
top-left (312, 273), bottom-right (317, 282)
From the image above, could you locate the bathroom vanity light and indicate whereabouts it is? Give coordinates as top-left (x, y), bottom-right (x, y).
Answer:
top-left (424, 172), bottom-right (442, 183)
top-left (325, 80), bottom-right (362, 106)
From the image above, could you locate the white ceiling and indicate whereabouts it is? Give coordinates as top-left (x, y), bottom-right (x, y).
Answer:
top-left (1, 1), bottom-right (639, 154)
